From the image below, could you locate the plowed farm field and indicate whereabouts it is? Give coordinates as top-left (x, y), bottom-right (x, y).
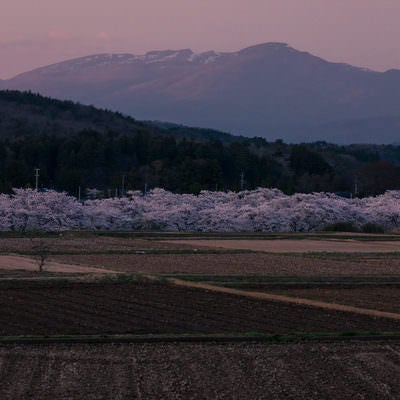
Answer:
top-left (255, 287), bottom-right (400, 314)
top-left (167, 238), bottom-right (400, 253)
top-left (1, 281), bottom-right (400, 336)
top-left (1, 234), bottom-right (400, 276)
top-left (1, 341), bottom-right (400, 400)
top-left (49, 252), bottom-right (400, 275)
top-left (0, 236), bottom-right (201, 253)
top-left (2, 233), bottom-right (400, 399)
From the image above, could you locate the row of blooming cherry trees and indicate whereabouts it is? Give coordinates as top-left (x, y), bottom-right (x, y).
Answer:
top-left (0, 188), bottom-right (399, 232)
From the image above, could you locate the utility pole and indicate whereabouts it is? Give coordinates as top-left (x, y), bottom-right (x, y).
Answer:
top-left (240, 171), bottom-right (245, 191)
top-left (354, 177), bottom-right (359, 197)
top-left (121, 174), bottom-right (126, 197)
top-left (34, 168), bottom-right (40, 191)
top-left (144, 182), bottom-right (148, 195)
top-left (78, 186), bottom-right (81, 201)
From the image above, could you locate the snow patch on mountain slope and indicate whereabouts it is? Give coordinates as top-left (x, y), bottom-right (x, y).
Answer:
top-left (34, 49), bottom-right (228, 75)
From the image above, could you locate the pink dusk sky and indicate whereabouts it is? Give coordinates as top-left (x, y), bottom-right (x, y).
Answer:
top-left (1, 0), bottom-right (400, 78)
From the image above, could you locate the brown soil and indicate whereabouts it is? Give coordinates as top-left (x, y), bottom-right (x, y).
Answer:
top-left (167, 239), bottom-right (400, 253)
top-left (0, 255), bottom-right (118, 274)
top-left (1, 282), bottom-right (400, 336)
top-left (259, 287), bottom-right (400, 314)
top-left (50, 252), bottom-right (400, 275)
top-left (172, 279), bottom-right (400, 321)
top-left (0, 237), bottom-right (200, 253)
top-left (3, 236), bottom-right (400, 276)
top-left (1, 342), bottom-right (400, 399)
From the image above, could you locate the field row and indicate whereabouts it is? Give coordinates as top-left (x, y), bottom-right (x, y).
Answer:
top-left (1, 341), bottom-right (400, 399)
top-left (0, 237), bottom-right (202, 253)
top-left (1, 282), bottom-right (400, 336)
top-left (259, 287), bottom-right (400, 314)
top-left (49, 253), bottom-right (400, 276)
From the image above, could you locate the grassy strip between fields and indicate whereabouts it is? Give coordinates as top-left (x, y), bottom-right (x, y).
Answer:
top-left (163, 274), bottom-right (400, 283)
top-left (88, 232), bottom-right (400, 241)
top-left (0, 231), bottom-right (400, 241)
top-left (15, 272), bottom-right (391, 288)
top-left (0, 249), bottom-right (257, 256)
top-left (0, 273), bottom-right (150, 285)
top-left (301, 251), bottom-right (400, 260)
top-left (3, 273), bottom-right (400, 287)
top-left (214, 283), bottom-right (400, 290)
top-left (1, 331), bottom-right (400, 345)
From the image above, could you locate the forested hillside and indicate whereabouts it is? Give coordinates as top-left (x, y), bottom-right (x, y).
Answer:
top-left (0, 90), bottom-right (237, 142)
top-left (1, 90), bottom-right (400, 197)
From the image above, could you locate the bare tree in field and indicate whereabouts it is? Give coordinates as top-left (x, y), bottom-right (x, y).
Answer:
top-left (30, 237), bottom-right (54, 272)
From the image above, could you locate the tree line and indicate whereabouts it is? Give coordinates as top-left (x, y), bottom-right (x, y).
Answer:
top-left (0, 129), bottom-right (400, 196)
top-left (1, 188), bottom-right (399, 232)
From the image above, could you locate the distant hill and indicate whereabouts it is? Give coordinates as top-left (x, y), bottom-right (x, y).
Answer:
top-left (2, 43), bottom-right (400, 144)
top-left (0, 90), bottom-right (145, 138)
top-left (0, 90), bottom-right (236, 142)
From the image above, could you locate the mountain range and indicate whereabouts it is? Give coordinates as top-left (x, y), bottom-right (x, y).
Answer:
top-left (2, 42), bottom-right (400, 144)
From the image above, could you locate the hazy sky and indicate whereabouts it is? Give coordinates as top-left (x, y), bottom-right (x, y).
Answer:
top-left (1, 0), bottom-right (400, 78)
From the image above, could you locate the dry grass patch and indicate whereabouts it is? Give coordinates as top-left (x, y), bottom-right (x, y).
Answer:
top-left (0, 237), bottom-right (202, 254)
top-left (166, 239), bottom-right (400, 253)
top-left (0, 255), bottom-right (118, 274)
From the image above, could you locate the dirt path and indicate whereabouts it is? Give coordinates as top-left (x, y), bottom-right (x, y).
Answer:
top-left (166, 239), bottom-right (400, 253)
top-left (0, 255), bottom-right (119, 274)
top-left (171, 279), bottom-right (400, 321)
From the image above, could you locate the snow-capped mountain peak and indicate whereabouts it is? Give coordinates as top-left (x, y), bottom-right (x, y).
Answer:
top-left (4, 42), bottom-right (400, 144)
top-left (33, 48), bottom-right (228, 76)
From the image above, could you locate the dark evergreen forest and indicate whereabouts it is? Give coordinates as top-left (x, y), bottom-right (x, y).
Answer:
top-left (1, 90), bottom-right (400, 197)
